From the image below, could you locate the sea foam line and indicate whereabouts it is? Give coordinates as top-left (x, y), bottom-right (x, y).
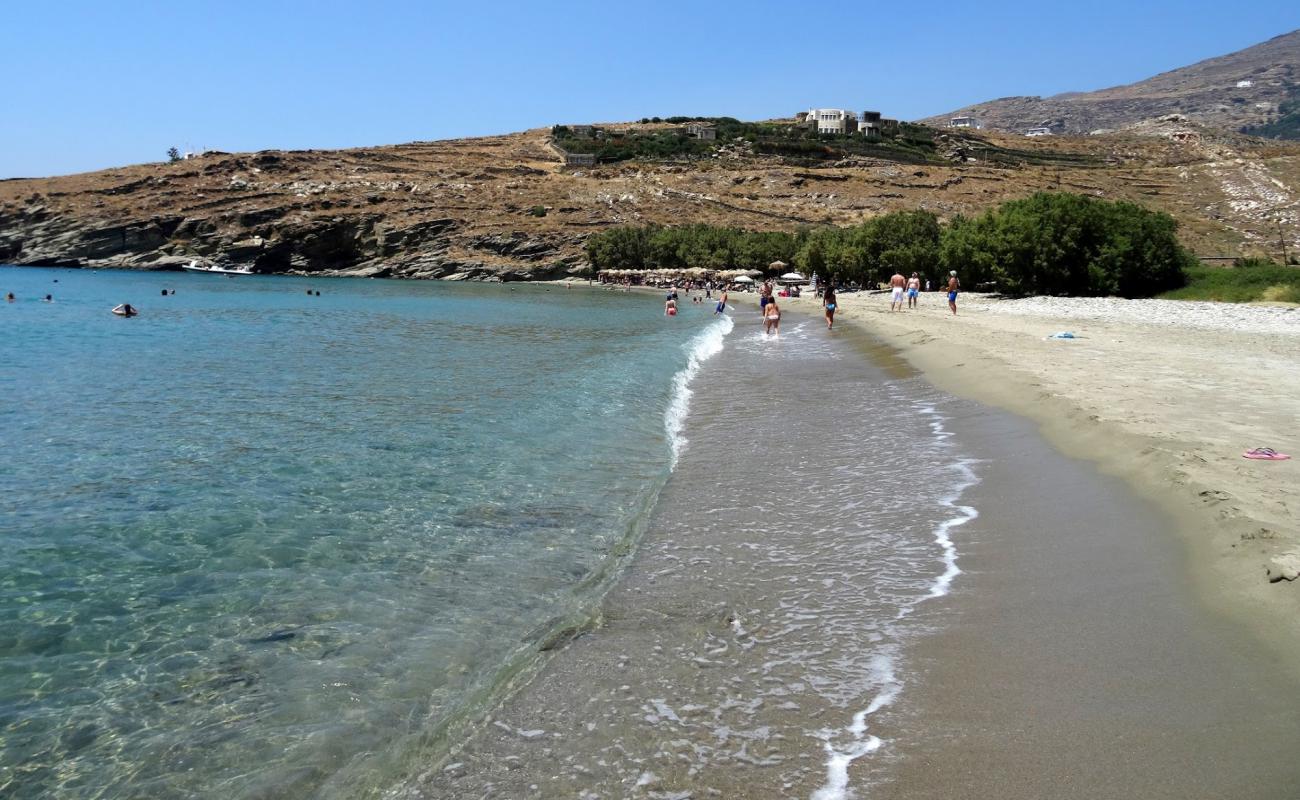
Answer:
top-left (664, 314), bottom-right (733, 469)
top-left (812, 400), bottom-right (980, 800)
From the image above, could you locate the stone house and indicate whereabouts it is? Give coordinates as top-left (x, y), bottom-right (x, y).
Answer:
top-left (685, 122), bottom-right (717, 140)
top-left (949, 116), bottom-right (978, 129)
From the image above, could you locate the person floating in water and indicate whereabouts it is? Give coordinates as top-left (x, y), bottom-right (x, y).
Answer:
top-left (5, 293), bottom-right (13, 302)
top-left (112, 303), bottom-right (138, 317)
top-left (822, 285), bottom-right (837, 330)
top-left (43, 294), bottom-right (53, 302)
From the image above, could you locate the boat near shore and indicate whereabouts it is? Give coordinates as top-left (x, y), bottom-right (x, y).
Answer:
top-left (182, 260), bottom-right (254, 276)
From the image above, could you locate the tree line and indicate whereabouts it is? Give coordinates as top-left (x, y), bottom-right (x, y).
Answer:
top-left (585, 192), bottom-right (1195, 297)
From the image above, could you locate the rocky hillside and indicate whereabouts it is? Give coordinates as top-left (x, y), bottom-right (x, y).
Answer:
top-left (1, 123), bottom-right (1297, 279)
top-left (924, 30), bottom-right (1300, 136)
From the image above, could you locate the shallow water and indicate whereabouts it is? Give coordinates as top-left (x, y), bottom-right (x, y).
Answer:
top-left (0, 267), bottom-right (727, 798)
top-left (429, 315), bottom-right (982, 799)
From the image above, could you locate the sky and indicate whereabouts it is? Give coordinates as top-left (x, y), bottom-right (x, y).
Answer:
top-left (2, 0), bottom-right (1297, 178)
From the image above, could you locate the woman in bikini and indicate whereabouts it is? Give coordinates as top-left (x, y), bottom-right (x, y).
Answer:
top-left (763, 296), bottom-right (781, 336)
top-left (822, 286), bottom-right (837, 330)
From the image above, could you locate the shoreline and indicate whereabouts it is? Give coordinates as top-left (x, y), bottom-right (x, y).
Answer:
top-left (780, 288), bottom-right (1300, 677)
top-left (418, 304), bottom-right (1300, 797)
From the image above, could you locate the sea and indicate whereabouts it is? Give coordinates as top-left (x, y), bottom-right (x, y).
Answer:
top-left (1, 266), bottom-right (979, 799)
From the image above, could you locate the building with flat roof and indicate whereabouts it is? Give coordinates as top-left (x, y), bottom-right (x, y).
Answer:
top-left (1025, 126), bottom-right (1053, 137)
top-left (949, 116), bottom-right (979, 129)
top-left (685, 122), bottom-right (717, 140)
top-left (806, 108), bottom-right (858, 135)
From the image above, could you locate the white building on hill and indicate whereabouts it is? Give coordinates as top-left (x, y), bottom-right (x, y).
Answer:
top-left (806, 109), bottom-right (858, 135)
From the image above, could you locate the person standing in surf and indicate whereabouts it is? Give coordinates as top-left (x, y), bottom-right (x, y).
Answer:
top-left (822, 285), bottom-right (837, 330)
top-left (715, 288), bottom-right (729, 315)
top-left (947, 271), bottom-right (960, 315)
top-left (907, 273), bottom-right (921, 309)
top-left (889, 271), bottom-right (906, 312)
top-left (763, 296), bottom-right (781, 335)
top-left (759, 279), bottom-right (773, 316)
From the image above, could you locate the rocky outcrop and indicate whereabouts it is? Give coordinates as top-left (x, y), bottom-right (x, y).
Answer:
top-left (0, 196), bottom-right (587, 280)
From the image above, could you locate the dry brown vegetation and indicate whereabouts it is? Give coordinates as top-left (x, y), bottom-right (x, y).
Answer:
top-left (1, 121), bottom-right (1297, 279)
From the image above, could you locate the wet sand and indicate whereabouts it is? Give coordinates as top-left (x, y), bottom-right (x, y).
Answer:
top-left (871, 399), bottom-right (1300, 799)
top-left (401, 309), bottom-right (1300, 798)
top-left (782, 289), bottom-right (1300, 665)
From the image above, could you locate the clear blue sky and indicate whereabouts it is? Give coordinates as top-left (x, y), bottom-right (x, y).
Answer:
top-left (3, 1), bottom-right (1296, 178)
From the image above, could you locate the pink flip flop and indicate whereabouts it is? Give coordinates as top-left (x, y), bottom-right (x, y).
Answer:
top-left (1243, 448), bottom-right (1291, 460)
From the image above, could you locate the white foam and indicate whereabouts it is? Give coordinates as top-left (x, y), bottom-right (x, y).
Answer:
top-left (664, 314), bottom-right (733, 468)
top-left (811, 400), bottom-right (980, 800)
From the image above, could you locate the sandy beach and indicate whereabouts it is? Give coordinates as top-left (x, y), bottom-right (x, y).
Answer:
top-left (413, 292), bottom-right (1300, 798)
top-left (780, 288), bottom-right (1300, 663)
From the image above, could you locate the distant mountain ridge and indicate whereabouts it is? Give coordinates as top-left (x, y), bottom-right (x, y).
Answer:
top-left (924, 30), bottom-right (1300, 137)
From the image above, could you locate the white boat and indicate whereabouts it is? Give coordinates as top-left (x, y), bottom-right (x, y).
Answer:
top-left (182, 260), bottom-right (254, 276)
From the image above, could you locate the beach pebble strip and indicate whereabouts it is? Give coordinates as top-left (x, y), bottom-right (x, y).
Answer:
top-left (965, 295), bottom-right (1300, 337)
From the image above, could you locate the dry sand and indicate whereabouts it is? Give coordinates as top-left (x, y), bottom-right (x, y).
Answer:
top-left (779, 288), bottom-right (1300, 666)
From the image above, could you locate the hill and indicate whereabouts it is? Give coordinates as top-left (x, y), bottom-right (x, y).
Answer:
top-left (1, 121), bottom-right (1297, 280)
top-left (924, 30), bottom-right (1300, 137)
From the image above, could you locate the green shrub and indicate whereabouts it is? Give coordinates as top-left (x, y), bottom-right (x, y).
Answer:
top-left (528, 206), bottom-right (547, 217)
top-left (939, 193), bottom-right (1194, 297)
top-left (587, 193), bottom-right (1197, 298)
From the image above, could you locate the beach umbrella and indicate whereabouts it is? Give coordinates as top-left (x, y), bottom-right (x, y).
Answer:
top-left (769, 260), bottom-right (787, 271)
top-left (779, 272), bottom-right (808, 284)
top-left (732, 275), bottom-right (755, 284)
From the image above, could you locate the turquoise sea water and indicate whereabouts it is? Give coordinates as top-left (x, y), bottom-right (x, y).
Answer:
top-left (0, 267), bottom-right (723, 798)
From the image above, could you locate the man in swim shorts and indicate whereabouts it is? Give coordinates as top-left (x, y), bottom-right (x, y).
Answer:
top-left (889, 272), bottom-right (906, 312)
top-left (715, 289), bottom-right (728, 315)
top-left (907, 273), bottom-right (921, 309)
top-left (947, 271), bottom-right (960, 315)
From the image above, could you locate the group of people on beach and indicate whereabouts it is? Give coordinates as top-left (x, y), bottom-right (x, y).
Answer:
top-left (886, 271), bottom-right (960, 314)
top-left (662, 268), bottom-right (961, 334)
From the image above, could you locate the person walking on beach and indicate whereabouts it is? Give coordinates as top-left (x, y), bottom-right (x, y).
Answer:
top-left (947, 271), bottom-right (960, 315)
top-left (907, 273), bottom-right (921, 309)
top-left (822, 285), bottom-right (837, 330)
top-left (763, 296), bottom-right (781, 335)
top-left (889, 272), bottom-right (906, 312)
top-left (714, 288), bottom-right (728, 315)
